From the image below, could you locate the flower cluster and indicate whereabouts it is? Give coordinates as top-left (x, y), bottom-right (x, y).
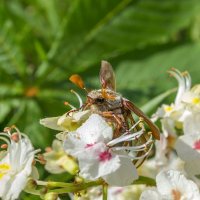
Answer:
top-left (1, 62), bottom-right (200, 200)
top-left (152, 69), bottom-right (200, 179)
top-left (40, 61), bottom-right (156, 187)
top-left (41, 111), bottom-right (151, 186)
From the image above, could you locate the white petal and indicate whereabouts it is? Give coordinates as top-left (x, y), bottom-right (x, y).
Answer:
top-left (0, 175), bottom-right (12, 200)
top-left (40, 117), bottom-right (64, 131)
top-left (175, 134), bottom-right (200, 176)
top-left (182, 91), bottom-right (196, 104)
top-left (103, 156), bottom-right (138, 186)
top-left (72, 110), bottom-right (91, 122)
top-left (156, 170), bottom-right (200, 199)
top-left (6, 170), bottom-right (28, 200)
top-left (78, 143), bottom-right (120, 180)
top-left (183, 112), bottom-right (200, 135)
top-left (161, 118), bottom-right (176, 137)
top-left (57, 111), bottom-right (90, 131)
top-left (77, 114), bottom-right (113, 144)
top-left (156, 170), bottom-right (177, 195)
top-left (63, 134), bottom-right (85, 157)
top-left (140, 188), bottom-right (161, 200)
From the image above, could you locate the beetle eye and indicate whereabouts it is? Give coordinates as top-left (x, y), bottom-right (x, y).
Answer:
top-left (95, 98), bottom-right (105, 103)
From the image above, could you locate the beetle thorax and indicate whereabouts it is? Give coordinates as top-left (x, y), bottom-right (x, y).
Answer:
top-left (86, 89), bottom-right (122, 112)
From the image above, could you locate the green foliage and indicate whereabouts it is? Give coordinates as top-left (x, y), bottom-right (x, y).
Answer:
top-left (1, 0), bottom-right (200, 149)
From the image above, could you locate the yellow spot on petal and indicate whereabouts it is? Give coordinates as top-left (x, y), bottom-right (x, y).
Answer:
top-left (192, 97), bottom-right (200, 104)
top-left (0, 163), bottom-right (10, 170)
top-left (0, 163), bottom-right (11, 180)
top-left (164, 106), bottom-right (173, 112)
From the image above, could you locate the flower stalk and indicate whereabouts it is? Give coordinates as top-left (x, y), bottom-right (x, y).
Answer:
top-left (103, 184), bottom-right (108, 200)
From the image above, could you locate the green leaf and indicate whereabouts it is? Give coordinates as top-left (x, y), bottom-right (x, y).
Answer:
top-left (22, 100), bottom-right (53, 148)
top-left (116, 42), bottom-right (200, 96)
top-left (133, 176), bottom-right (156, 186)
top-left (51, 0), bottom-right (200, 76)
top-left (0, 101), bottom-right (11, 123)
top-left (141, 88), bottom-right (176, 114)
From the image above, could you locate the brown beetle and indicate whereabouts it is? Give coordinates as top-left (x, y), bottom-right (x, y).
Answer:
top-left (69, 61), bottom-right (160, 167)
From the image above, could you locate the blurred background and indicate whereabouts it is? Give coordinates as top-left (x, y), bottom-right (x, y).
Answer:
top-left (1, 0), bottom-right (200, 149)
top-left (1, 1), bottom-right (200, 199)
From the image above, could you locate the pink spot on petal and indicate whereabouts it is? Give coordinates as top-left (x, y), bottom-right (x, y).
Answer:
top-left (193, 140), bottom-right (200, 150)
top-left (113, 188), bottom-right (123, 195)
top-left (85, 143), bottom-right (95, 148)
top-left (99, 151), bottom-right (112, 162)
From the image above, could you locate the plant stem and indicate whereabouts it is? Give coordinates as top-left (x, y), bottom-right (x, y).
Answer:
top-left (48, 179), bottom-right (104, 194)
top-left (102, 184), bottom-right (108, 200)
top-left (133, 176), bottom-right (156, 186)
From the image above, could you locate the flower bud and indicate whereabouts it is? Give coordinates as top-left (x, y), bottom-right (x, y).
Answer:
top-left (24, 178), bottom-right (37, 191)
top-left (44, 192), bottom-right (58, 200)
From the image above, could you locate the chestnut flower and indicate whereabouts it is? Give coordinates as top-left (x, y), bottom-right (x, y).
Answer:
top-left (0, 127), bottom-right (39, 200)
top-left (152, 68), bottom-right (191, 137)
top-left (64, 114), bottom-right (153, 186)
top-left (40, 110), bottom-right (91, 132)
top-left (140, 170), bottom-right (200, 200)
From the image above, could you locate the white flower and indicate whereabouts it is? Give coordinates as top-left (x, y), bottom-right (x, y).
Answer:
top-left (175, 134), bottom-right (200, 177)
top-left (152, 69), bottom-right (191, 137)
top-left (40, 110), bottom-right (90, 131)
top-left (0, 127), bottom-right (38, 200)
top-left (140, 170), bottom-right (200, 200)
top-left (182, 84), bottom-right (200, 110)
top-left (40, 89), bottom-right (90, 132)
top-left (64, 114), bottom-right (151, 186)
top-left (139, 134), bottom-right (184, 179)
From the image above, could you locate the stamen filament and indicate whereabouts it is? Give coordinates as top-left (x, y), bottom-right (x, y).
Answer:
top-left (64, 101), bottom-right (76, 109)
top-left (0, 132), bottom-right (11, 138)
top-left (0, 136), bottom-right (10, 147)
top-left (71, 90), bottom-right (83, 107)
top-left (129, 120), bottom-right (143, 132)
top-left (107, 129), bottom-right (144, 146)
top-left (126, 143), bottom-right (153, 160)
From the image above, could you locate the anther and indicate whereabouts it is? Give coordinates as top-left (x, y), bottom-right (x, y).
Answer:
top-left (1, 144), bottom-right (8, 149)
top-left (3, 127), bottom-right (11, 133)
top-left (37, 154), bottom-right (46, 165)
top-left (11, 133), bottom-right (19, 142)
top-left (45, 147), bottom-right (52, 152)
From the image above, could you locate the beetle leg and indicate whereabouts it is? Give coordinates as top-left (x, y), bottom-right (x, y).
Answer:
top-left (123, 98), bottom-right (160, 140)
top-left (102, 111), bottom-right (123, 138)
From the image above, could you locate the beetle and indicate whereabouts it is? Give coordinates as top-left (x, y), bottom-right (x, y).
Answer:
top-left (69, 61), bottom-right (160, 167)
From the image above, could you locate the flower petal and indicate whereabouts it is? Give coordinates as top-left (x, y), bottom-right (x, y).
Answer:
top-left (40, 117), bottom-right (64, 131)
top-left (156, 170), bottom-right (200, 199)
top-left (78, 143), bottom-right (120, 180)
top-left (175, 134), bottom-right (200, 176)
top-left (103, 156), bottom-right (138, 186)
top-left (77, 114), bottom-right (113, 144)
top-left (140, 188), bottom-right (161, 200)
